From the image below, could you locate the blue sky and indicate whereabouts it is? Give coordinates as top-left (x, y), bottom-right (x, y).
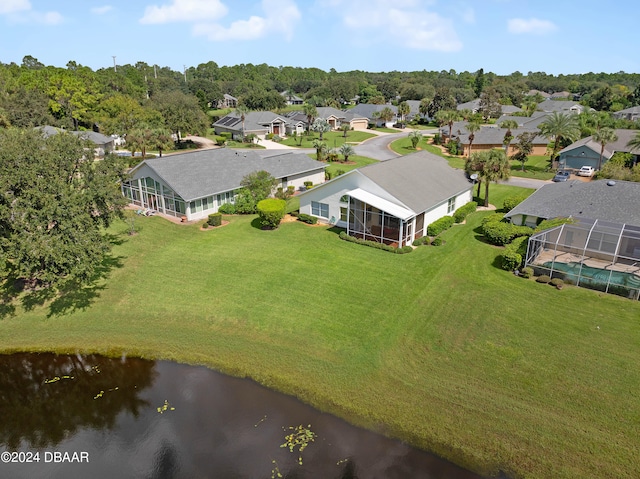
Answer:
top-left (1, 0), bottom-right (638, 75)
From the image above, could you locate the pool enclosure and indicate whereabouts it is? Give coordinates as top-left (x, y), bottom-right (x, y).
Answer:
top-left (525, 218), bottom-right (640, 300)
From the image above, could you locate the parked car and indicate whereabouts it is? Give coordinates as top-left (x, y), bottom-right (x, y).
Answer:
top-left (577, 166), bottom-right (595, 177)
top-left (553, 170), bottom-right (571, 182)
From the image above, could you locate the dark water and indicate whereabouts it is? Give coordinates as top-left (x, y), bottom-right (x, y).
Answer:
top-left (0, 353), bottom-right (482, 479)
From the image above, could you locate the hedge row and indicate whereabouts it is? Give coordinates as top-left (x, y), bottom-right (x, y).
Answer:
top-left (452, 201), bottom-right (477, 223)
top-left (218, 203), bottom-right (236, 214)
top-left (481, 214), bottom-right (533, 246)
top-left (297, 213), bottom-right (317, 224)
top-left (500, 235), bottom-right (529, 270)
top-left (339, 231), bottom-right (413, 254)
top-left (502, 195), bottom-right (527, 213)
top-left (427, 216), bottom-right (454, 236)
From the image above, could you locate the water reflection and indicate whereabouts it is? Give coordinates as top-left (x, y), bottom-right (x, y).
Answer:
top-left (0, 354), bottom-right (482, 479)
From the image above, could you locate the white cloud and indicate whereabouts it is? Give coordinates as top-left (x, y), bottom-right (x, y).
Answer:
top-left (0, 0), bottom-right (30, 15)
top-left (91, 5), bottom-right (113, 15)
top-left (192, 0), bottom-right (301, 41)
top-left (338, 1), bottom-right (462, 52)
top-left (140, 0), bottom-right (228, 24)
top-left (508, 17), bottom-right (557, 35)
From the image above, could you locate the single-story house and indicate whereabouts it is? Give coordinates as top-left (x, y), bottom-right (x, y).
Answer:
top-left (441, 122), bottom-right (548, 156)
top-left (217, 94), bottom-right (238, 109)
top-left (612, 106), bottom-right (640, 122)
top-left (505, 179), bottom-right (640, 228)
top-left (526, 89), bottom-right (551, 99)
top-left (299, 151), bottom-right (473, 247)
top-left (549, 91), bottom-right (573, 99)
top-left (537, 99), bottom-right (585, 114)
top-left (349, 103), bottom-right (399, 128)
top-left (496, 111), bottom-right (551, 129)
top-left (557, 129), bottom-right (640, 170)
top-left (281, 91), bottom-right (304, 105)
top-left (316, 107), bottom-right (369, 130)
top-left (456, 99), bottom-right (522, 116)
top-left (121, 149), bottom-right (326, 221)
top-left (213, 111), bottom-right (290, 139)
top-left (37, 125), bottom-right (115, 157)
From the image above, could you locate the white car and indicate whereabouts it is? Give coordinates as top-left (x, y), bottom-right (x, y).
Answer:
top-left (577, 166), bottom-right (595, 177)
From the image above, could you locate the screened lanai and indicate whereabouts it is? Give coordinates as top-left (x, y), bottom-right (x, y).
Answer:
top-left (525, 218), bottom-right (640, 300)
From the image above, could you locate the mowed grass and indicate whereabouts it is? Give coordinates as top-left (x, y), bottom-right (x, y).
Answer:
top-left (1, 185), bottom-right (639, 478)
top-left (280, 130), bottom-right (376, 148)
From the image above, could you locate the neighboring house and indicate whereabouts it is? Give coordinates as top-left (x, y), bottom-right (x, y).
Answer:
top-left (456, 99), bottom-right (522, 116)
top-left (526, 89), bottom-right (551, 99)
top-left (217, 94), bottom-right (238, 109)
top-left (496, 111), bottom-right (550, 129)
top-left (405, 100), bottom-right (424, 121)
top-left (612, 106), bottom-right (640, 122)
top-left (281, 91), bottom-right (304, 105)
top-left (37, 125), bottom-right (115, 157)
top-left (299, 151), bottom-right (473, 247)
top-left (316, 107), bottom-right (369, 130)
top-left (213, 111), bottom-right (289, 139)
top-left (504, 179), bottom-right (640, 228)
top-left (349, 103), bottom-right (399, 127)
top-left (121, 149), bottom-right (326, 221)
top-left (441, 122), bottom-right (548, 156)
top-left (549, 91), bottom-right (573, 99)
top-left (558, 129), bottom-right (640, 170)
top-left (537, 99), bottom-right (585, 114)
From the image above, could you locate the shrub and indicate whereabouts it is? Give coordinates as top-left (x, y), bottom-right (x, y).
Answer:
top-left (272, 135), bottom-right (282, 143)
top-left (219, 132), bottom-right (232, 140)
top-left (214, 136), bottom-right (226, 146)
top-left (303, 181), bottom-right (313, 189)
top-left (287, 185), bottom-right (295, 195)
top-left (502, 195), bottom-right (527, 213)
top-left (218, 203), bottom-right (236, 214)
top-left (202, 222), bottom-right (209, 229)
top-left (536, 275), bottom-right (551, 284)
top-left (412, 236), bottom-right (428, 246)
top-left (452, 202), bottom-right (477, 223)
top-left (500, 236), bottom-right (529, 271)
top-left (520, 266), bottom-right (534, 278)
top-left (289, 210), bottom-right (299, 217)
top-left (257, 199), bottom-right (286, 229)
top-left (265, 133), bottom-right (274, 140)
top-left (550, 278), bottom-right (565, 287)
top-left (431, 237), bottom-right (443, 246)
top-left (482, 218), bottom-right (533, 246)
top-left (481, 213), bottom-right (505, 225)
top-left (208, 212), bottom-right (222, 227)
top-left (335, 169), bottom-right (346, 177)
top-left (427, 216), bottom-right (454, 236)
top-left (446, 139), bottom-right (461, 155)
top-left (432, 133), bottom-right (442, 145)
top-left (338, 231), bottom-right (413, 254)
top-left (298, 214), bottom-right (317, 224)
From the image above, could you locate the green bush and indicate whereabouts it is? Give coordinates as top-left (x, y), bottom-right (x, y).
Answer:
top-left (214, 136), bottom-right (226, 146)
top-left (287, 185), bottom-right (295, 195)
top-left (536, 275), bottom-right (551, 284)
top-left (218, 203), bottom-right (236, 214)
top-left (481, 213), bottom-right (505, 225)
top-left (482, 218), bottom-right (533, 246)
top-left (412, 236), bottom-right (428, 246)
top-left (446, 139), bottom-right (461, 155)
top-left (502, 195), bottom-right (527, 212)
top-left (431, 237), bottom-right (443, 246)
top-left (298, 214), bottom-right (317, 224)
top-left (265, 133), bottom-right (274, 140)
top-left (219, 132), bottom-right (232, 140)
top-left (520, 266), bottom-right (534, 278)
top-left (303, 181), bottom-right (313, 189)
top-left (202, 222), bottom-right (209, 229)
top-left (452, 201), bottom-right (477, 223)
top-left (427, 216), bottom-right (454, 236)
top-left (338, 231), bottom-right (413, 254)
top-left (550, 278), bottom-right (564, 287)
top-left (208, 212), bottom-right (222, 227)
top-left (257, 199), bottom-right (286, 229)
top-left (500, 236), bottom-right (529, 271)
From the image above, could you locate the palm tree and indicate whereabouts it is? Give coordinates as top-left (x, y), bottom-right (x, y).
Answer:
top-left (397, 101), bottom-right (410, 127)
top-left (377, 106), bottom-right (395, 126)
top-left (522, 99), bottom-right (538, 117)
top-left (408, 130), bottom-right (422, 149)
top-left (466, 152), bottom-right (485, 198)
top-left (311, 118), bottom-right (331, 141)
top-left (499, 120), bottom-right (519, 154)
top-left (419, 98), bottom-right (430, 120)
top-left (339, 143), bottom-right (355, 163)
top-left (435, 110), bottom-right (459, 143)
top-left (479, 149), bottom-right (511, 207)
top-left (465, 121), bottom-right (481, 158)
top-left (592, 127), bottom-right (618, 171)
top-left (235, 105), bottom-right (250, 141)
top-left (150, 127), bottom-right (174, 157)
top-left (341, 123), bottom-right (350, 138)
top-left (538, 112), bottom-right (580, 167)
top-left (302, 103), bottom-right (317, 134)
top-left (627, 131), bottom-right (640, 167)
top-left (312, 139), bottom-right (327, 161)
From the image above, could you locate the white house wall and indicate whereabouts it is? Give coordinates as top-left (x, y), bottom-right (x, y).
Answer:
top-left (279, 170), bottom-right (325, 192)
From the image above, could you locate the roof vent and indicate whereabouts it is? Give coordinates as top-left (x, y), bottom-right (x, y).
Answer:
top-left (607, 180), bottom-right (616, 186)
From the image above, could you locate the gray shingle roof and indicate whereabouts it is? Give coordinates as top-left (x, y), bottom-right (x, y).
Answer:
top-left (559, 129), bottom-right (640, 158)
top-left (537, 99), bottom-right (583, 113)
top-left (37, 125), bottom-right (113, 146)
top-left (505, 180), bottom-right (640, 227)
top-left (213, 111), bottom-right (289, 133)
top-left (131, 149), bottom-right (325, 201)
top-left (349, 103), bottom-right (398, 120)
top-left (357, 151), bottom-right (472, 213)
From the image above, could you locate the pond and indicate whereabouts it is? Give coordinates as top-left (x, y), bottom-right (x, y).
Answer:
top-left (0, 353), bottom-right (484, 479)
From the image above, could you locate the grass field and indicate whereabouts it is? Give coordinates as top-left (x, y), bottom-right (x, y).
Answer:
top-left (1, 185), bottom-right (639, 478)
top-left (280, 130), bottom-right (376, 149)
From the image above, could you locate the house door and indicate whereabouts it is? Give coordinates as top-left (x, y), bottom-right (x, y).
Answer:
top-left (147, 193), bottom-right (157, 210)
top-left (273, 124), bottom-right (280, 135)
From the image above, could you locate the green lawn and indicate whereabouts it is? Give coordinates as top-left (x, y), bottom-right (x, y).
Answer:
top-left (1, 185), bottom-right (639, 479)
top-left (280, 130), bottom-right (376, 148)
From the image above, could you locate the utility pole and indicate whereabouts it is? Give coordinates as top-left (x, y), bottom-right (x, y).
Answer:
top-left (154, 65), bottom-right (157, 79)
top-left (112, 56), bottom-right (117, 73)
top-left (183, 65), bottom-right (187, 83)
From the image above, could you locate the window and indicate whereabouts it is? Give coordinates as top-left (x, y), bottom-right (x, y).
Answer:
top-left (339, 195), bottom-right (349, 203)
top-left (340, 207), bottom-right (347, 222)
top-left (311, 201), bottom-right (329, 218)
top-left (447, 197), bottom-right (456, 214)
